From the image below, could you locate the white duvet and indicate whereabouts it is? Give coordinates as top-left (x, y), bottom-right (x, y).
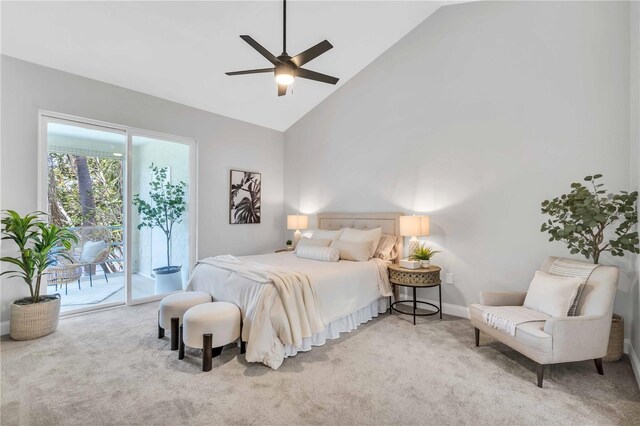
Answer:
top-left (185, 252), bottom-right (391, 369)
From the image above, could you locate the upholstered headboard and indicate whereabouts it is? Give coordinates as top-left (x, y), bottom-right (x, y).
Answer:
top-left (316, 212), bottom-right (404, 263)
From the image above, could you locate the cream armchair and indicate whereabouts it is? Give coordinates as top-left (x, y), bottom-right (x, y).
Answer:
top-left (469, 256), bottom-right (619, 388)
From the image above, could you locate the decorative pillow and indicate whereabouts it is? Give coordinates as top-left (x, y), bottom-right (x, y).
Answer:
top-left (79, 240), bottom-right (108, 263)
top-left (338, 227), bottom-right (382, 259)
top-left (330, 240), bottom-right (373, 262)
top-left (295, 246), bottom-right (339, 262)
top-left (310, 229), bottom-right (344, 241)
top-left (374, 234), bottom-right (398, 260)
top-left (523, 271), bottom-right (582, 317)
top-left (295, 237), bottom-right (331, 252)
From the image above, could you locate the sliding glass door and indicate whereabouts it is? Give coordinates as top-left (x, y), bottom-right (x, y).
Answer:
top-left (43, 118), bottom-right (127, 313)
top-left (39, 113), bottom-right (196, 314)
top-left (130, 133), bottom-right (192, 302)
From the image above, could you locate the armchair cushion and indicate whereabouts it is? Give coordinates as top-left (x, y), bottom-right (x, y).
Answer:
top-left (79, 240), bottom-right (108, 263)
top-left (470, 304), bottom-right (552, 353)
top-left (523, 271), bottom-right (582, 317)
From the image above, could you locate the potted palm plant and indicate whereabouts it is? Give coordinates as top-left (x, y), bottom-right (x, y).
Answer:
top-left (409, 246), bottom-right (440, 268)
top-left (133, 164), bottom-right (187, 294)
top-left (1, 210), bottom-right (77, 340)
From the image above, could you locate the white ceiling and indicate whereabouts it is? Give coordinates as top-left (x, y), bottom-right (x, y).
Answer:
top-left (1, 1), bottom-right (452, 131)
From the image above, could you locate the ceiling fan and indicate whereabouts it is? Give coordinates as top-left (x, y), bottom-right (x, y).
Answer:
top-left (226, 0), bottom-right (339, 97)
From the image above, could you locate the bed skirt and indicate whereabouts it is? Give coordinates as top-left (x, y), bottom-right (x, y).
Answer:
top-left (282, 298), bottom-right (389, 358)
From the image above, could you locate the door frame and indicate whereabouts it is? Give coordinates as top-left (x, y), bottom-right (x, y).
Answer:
top-left (37, 110), bottom-right (198, 314)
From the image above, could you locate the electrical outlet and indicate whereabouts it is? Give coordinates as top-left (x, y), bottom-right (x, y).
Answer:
top-left (445, 272), bottom-right (454, 284)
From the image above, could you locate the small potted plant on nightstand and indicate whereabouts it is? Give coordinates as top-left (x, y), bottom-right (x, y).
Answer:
top-left (409, 246), bottom-right (440, 268)
top-left (285, 240), bottom-right (293, 251)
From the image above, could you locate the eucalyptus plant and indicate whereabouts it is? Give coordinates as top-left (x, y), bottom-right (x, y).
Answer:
top-left (132, 164), bottom-right (187, 270)
top-left (541, 174), bottom-right (639, 264)
top-left (0, 210), bottom-right (77, 304)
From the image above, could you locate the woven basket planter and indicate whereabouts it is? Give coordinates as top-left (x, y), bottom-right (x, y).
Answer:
top-left (604, 314), bottom-right (624, 362)
top-left (9, 295), bottom-right (61, 341)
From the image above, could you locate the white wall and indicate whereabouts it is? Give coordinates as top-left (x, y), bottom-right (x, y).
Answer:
top-left (0, 55), bottom-right (284, 324)
top-left (284, 1), bottom-right (634, 329)
top-left (630, 0), bottom-right (640, 365)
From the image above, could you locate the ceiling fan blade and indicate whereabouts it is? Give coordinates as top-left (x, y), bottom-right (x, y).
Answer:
top-left (290, 40), bottom-right (333, 67)
top-left (226, 68), bottom-right (274, 76)
top-left (295, 68), bottom-right (339, 85)
top-left (277, 84), bottom-right (288, 97)
top-left (240, 35), bottom-right (281, 66)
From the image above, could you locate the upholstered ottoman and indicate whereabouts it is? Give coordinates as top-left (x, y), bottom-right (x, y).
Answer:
top-left (179, 302), bottom-right (244, 371)
top-left (158, 291), bottom-right (212, 350)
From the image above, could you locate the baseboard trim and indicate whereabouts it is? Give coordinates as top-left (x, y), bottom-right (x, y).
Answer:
top-left (397, 296), bottom-right (470, 319)
top-left (1, 320), bottom-right (9, 336)
top-left (627, 339), bottom-right (640, 389)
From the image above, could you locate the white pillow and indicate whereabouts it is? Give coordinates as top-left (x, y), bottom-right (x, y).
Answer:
top-left (296, 246), bottom-right (339, 262)
top-left (311, 229), bottom-right (343, 241)
top-left (339, 227), bottom-right (382, 259)
top-left (374, 234), bottom-right (398, 260)
top-left (295, 237), bottom-right (331, 252)
top-left (330, 240), bottom-right (373, 262)
top-left (80, 240), bottom-right (108, 263)
top-left (523, 271), bottom-right (582, 317)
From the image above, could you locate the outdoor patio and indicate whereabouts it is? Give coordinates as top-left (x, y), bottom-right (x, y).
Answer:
top-left (49, 271), bottom-right (156, 313)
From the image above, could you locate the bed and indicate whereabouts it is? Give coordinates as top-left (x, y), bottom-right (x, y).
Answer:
top-left (186, 212), bottom-right (403, 369)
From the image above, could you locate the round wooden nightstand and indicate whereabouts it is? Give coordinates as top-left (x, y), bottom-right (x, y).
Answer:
top-left (275, 248), bottom-right (294, 253)
top-left (388, 264), bottom-right (442, 325)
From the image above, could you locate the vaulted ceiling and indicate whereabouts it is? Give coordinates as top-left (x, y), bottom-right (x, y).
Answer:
top-left (1, 1), bottom-right (454, 131)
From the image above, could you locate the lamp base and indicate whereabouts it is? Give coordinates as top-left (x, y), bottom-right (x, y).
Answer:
top-left (293, 230), bottom-right (302, 248)
top-left (408, 238), bottom-right (420, 257)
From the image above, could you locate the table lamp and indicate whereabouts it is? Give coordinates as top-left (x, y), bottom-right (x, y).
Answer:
top-left (399, 215), bottom-right (430, 256)
top-left (287, 214), bottom-right (309, 248)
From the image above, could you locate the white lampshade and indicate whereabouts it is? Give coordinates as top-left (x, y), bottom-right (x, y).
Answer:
top-left (400, 216), bottom-right (421, 237)
top-left (420, 216), bottom-right (430, 236)
top-left (287, 214), bottom-right (309, 230)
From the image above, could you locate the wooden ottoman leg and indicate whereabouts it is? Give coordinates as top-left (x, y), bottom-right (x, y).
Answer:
top-left (203, 334), bottom-right (213, 372)
top-left (178, 325), bottom-right (185, 360)
top-left (170, 317), bottom-right (179, 350)
top-left (474, 327), bottom-right (480, 347)
top-left (239, 317), bottom-right (246, 354)
top-left (158, 311), bottom-right (164, 339)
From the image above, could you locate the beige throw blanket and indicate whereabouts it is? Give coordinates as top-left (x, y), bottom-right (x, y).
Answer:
top-left (195, 255), bottom-right (325, 369)
top-left (482, 306), bottom-right (549, 336)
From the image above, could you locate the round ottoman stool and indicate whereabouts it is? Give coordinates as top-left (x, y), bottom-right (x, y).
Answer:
top-left (179, 302), bottom-right (243, 371)
top-left (158, 291), bottom-right (212, 350)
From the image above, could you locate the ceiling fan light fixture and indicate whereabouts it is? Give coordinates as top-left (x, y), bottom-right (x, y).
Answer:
top-left (275, 67), bottom-right (294, 86)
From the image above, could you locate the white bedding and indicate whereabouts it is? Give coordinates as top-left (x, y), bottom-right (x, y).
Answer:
top-left (186, 252), bottom-right (391, 369)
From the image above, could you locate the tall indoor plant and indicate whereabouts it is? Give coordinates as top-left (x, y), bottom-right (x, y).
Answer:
top-left (1, 210), bottom-right (77, 340)
top-left (541, 174), bottom-right (639, 263)
top-left (133, 164), bottom-right (187, 294)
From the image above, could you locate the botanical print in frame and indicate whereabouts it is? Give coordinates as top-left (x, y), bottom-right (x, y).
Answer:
top-left (229, 170), bottom-right (261, 224)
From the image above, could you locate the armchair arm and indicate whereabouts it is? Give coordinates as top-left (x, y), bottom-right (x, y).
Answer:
top-left (543, 314), bottom-right (611, 361)
top-left (479, 291), bottom-right (526, 306)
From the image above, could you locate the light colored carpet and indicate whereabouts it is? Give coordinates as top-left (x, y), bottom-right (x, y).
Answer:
top-left (1, 303), bottom-right (638, 425)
